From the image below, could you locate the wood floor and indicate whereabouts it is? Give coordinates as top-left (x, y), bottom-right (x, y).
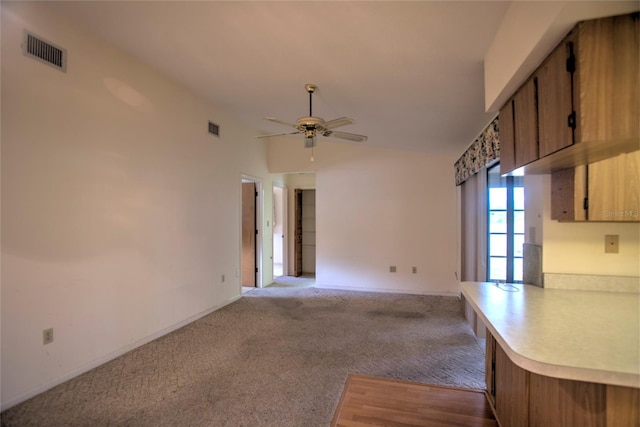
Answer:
top-left (331, 374), bottom-right (498, 427)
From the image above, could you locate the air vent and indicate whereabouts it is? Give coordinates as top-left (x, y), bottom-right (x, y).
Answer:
top-left (208, 121), bottom-right (220, 137)
top-left (22, 30), bottom-right (67, 72)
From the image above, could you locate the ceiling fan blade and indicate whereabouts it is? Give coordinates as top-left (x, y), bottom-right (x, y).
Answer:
top-left (330, 131), bottom-right (368, 143)
top-left (323, 117), bottom-right (355, 130)
top-left (265, 117), bottom-right (296, 128)
top-left (256, 130), bottom-right (301, 139)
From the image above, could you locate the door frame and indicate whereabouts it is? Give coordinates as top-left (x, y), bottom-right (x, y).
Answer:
top-left (241, 175), bottom-right (263, 289)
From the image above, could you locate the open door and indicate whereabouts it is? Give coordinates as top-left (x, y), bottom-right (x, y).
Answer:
top-left (242, 182), bottom-right (256, 287)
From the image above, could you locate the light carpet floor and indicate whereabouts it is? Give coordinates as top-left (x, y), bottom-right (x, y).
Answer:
top-left (1, 287), bottom-right (486, 427)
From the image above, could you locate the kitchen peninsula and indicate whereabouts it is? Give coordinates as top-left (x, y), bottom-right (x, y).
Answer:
top-left (462, 282), bottom-right (639, 427)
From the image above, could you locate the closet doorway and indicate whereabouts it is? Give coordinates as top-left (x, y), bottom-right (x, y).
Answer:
top-left (294, 189), bottom-right (316, 277)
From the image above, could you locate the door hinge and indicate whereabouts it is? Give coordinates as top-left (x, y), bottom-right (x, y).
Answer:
top-left (566, 42), bottom-right (576, 73)
top-left (568, 111), bottom-right (576, 129)
top-left (255, 229), bottom-right (258, 235)
top-left (255, 267), bottom-right (259, 273)
top-left (583, 197), bottom-right (589, 210)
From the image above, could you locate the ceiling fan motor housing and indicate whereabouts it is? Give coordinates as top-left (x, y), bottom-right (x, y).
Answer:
top-left (296, 116), bottom-right (326, 135)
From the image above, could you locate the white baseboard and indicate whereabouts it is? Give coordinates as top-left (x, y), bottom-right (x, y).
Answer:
top-left (1, 295), bottom-right (241, 412)
top-left (314, 283), bottom-right (459, 298)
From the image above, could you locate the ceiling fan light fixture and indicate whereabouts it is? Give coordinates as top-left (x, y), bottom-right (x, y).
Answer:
top-left (304, 131), bottom-right (316, 148)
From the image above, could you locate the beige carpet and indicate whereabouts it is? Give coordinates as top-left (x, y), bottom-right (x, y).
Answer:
top-left (270, 275), bottom-right (315, 287)
top-left (1, 287), bottom-right (486, 427)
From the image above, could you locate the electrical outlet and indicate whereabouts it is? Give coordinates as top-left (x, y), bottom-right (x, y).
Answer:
top-left (221, 274), bottom-right (225, 283)
top-left (43, 328), bottom-right (54, 345)
top-left (412, 266), bottom-right (417, 274)
top-left (389, 266), bottom-right (397, 273)
top-left (605, 235), bottom-right (619, 253)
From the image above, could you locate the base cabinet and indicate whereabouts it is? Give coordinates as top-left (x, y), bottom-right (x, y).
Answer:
top-left (495, 344), bottom-right (529, 427)
top-left (529, 373), bottom-right (606, 427)
top-left (486, 330), bottom-right (640, 427)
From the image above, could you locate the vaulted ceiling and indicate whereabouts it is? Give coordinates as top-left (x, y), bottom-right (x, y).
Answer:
top-left (40, 1), bottom-right (636, 157)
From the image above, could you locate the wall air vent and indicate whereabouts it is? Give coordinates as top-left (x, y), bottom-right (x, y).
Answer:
top-left (208, 121), bottom-right (220, 137)
top-left (22, 30), bottom-right (67, 72)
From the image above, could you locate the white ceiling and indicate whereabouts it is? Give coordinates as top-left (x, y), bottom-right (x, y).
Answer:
top-left (43, 1), bottom-right (514, 156)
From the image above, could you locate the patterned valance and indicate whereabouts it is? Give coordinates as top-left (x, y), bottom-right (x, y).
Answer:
top-left (454, 116), bottom-right (499, 186)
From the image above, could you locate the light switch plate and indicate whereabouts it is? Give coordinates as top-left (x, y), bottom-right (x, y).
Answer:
top-left (605, 235), bottom-right (619, 253)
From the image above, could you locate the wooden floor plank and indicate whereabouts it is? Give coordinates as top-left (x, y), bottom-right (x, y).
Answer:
top-left (331, 374), bottom-right (498, 427)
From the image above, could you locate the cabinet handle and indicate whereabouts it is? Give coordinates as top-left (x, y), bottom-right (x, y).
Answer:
top-left (566, 41), bottom-right (576, 73)
top-left (567, 111), bottom-right (576, 129)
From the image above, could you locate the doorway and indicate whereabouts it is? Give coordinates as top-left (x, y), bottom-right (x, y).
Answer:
top-left (241, 176), bottom-right (263, 289)
top-left (273, 184), bottom-right (287, 278)
top-left (294, 189), bottom-right (316, 277)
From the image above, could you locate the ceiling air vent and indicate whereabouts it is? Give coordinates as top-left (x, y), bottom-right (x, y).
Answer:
top-left (22, 30), bottom-right (67, 72)
top-left (208, 121), bottom-right (220, 137)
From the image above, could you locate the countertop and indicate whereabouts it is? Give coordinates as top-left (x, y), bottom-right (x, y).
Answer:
top-left (461, 282), bottom-right (640, 388)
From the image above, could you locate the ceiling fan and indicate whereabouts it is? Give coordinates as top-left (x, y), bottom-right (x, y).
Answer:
top-left (257, 84), bottom-right (368, 148)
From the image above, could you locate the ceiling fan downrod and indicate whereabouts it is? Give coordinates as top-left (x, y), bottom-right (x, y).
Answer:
top-left (305, 84), bottom-right (317, 117)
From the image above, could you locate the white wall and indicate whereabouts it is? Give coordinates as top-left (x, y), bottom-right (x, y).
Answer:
top-left (0, 2), bottom-right (277, 409)
top-left (269, 138), bottom-right (459, 295)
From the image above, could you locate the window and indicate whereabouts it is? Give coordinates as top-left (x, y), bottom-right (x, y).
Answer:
top-left (487, 164), bottom-right (524, 282)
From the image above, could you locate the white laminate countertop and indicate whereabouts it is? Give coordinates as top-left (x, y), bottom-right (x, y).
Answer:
top-left (461, 281), bottom-right (640, 388)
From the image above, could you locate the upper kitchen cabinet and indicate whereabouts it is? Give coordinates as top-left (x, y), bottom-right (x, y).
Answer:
top-left (498, 96), bottom-right (516, 174)
top-left (577, 13), bottom-right (639, 146)
top-left (551, 150), bottom-right (640, 222)
top-left (499, 77), bottom-right (539, 175)
top-left (536, 31), bottom-right (575, 158)
top-left (513, 78), bottom-right (539, 167)
top-left (499, 12), bottom-right (639, 176)
top-left (587, 150), bottom-right (640, 221)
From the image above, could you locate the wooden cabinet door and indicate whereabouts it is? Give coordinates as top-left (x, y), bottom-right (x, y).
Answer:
top-left (495, 345), bottom-right (529, 427)
top-left (550, 166), bottom-right (587, 221)
top-left (577, 13), bottom-right (639, 144)
top-left (588, 150), bottom-right (640, 221)
top-left (513, 78), bottom-right (539, 167)
top-left (537, 32), bottom-right (575, 157)
top-left (606, 385), bottom-right (640, 427)
top-left (499, 100), bottom-right (516, 174)
top-left (529, 373), bottom-right (606, 427)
